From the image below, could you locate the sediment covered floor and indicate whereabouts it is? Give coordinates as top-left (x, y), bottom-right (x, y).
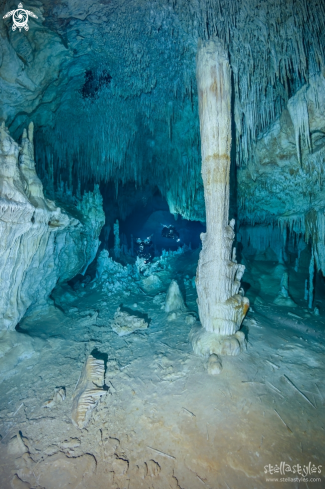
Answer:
top-left (0, 252), bottom-right (324, 489)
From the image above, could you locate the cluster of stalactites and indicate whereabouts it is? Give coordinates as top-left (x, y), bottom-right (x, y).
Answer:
top-left (196, 0), bottom-right (325, 165)
top-left (34, 90), bottom-right (203, 220)
top-left (32, 0), bottom-right (325, 219)
top-left (240, 210), bottom-right (325, 278)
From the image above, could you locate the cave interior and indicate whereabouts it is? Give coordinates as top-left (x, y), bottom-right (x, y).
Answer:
top-left (0, 0), bottom-right (325, 488)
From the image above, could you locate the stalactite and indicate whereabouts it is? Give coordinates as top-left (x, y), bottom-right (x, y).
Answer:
top-left (287, 85), bottom-right (311, 166)
top-left (26, 0), bottom-right (325, 223)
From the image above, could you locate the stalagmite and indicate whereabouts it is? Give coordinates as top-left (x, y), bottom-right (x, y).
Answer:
top-left (165, 280), bottom-right (186, 313)
top-left (304, 279), bottom-right (309, 301)
top-left (0, 123), bottom-right (105, 330)
top-left (191, 39), bottom-right (249, 359)
top-left (131, 234), bottom-right (134, 256)
top-left (274, 272), bottom-right (296, 307)
top-left (308, 250), bottom-right (315, 310)
top-left (114, 219), bottom-right (121, 258)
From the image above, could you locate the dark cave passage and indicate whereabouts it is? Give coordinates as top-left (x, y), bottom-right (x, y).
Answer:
top-left (99, 183), bottom-right (205, 256)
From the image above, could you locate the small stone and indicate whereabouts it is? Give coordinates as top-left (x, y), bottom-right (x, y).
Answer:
top-left (167, 312), bottom-right (178, 321)
top-left (207, 354), bottom-right (223, 375)
top-left (110, 307), bottom-right (148, 336)
top-left (42, 386), bottom-right (66, 408)
top-left (185, 314), bottom-right (196, 325)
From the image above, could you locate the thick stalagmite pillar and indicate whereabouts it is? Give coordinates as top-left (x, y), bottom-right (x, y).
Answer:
top-left (191, 39), bottom-right (249, 358)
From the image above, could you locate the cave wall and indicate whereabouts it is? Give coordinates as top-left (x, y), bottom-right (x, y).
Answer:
top-left (1, 0), bottom-right (325, 301)
top-left (238, 73), bottom-right (325, 275)
top-left (0, 123), bottom-right (105, 330)
top-left (2, 0), bottom-right (324, 226)
top-left (0, 4), bottom-right (69, 128)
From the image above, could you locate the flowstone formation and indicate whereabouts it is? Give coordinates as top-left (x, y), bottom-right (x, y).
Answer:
top-left (0, 123), bottom-right (105, 330)
top-left (192, 39), bottom-right (249, 360)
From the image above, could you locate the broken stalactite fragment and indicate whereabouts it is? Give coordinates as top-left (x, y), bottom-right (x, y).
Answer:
top-left (71, 355), bottom-right (106, 429)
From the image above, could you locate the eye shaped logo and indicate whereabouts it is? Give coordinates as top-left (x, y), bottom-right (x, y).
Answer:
top-left (3, 3), bottom-right (38, 32)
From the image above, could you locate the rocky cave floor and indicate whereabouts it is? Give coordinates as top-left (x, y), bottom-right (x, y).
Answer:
top-left (0, 250), bottom-right (324, 489)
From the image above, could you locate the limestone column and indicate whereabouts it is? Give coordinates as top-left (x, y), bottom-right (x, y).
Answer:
top-left (191, 39), bottom-right (249, 358)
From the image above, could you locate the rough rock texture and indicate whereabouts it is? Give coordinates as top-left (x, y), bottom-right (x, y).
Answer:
top-left (190, 327), bottom-right (246, 357)
top-left (238, 74), bottom-right (325, 225)
top-left (14, 452), bottom-right (97, 489)
top-left (194, 39), bottom-right (249, 353)
top-left (7, 433), bottom-right (28, 458)
top-left (0, 5), bottom-right (68, 126)
top-left (0, 329), bottom-right (45, 382)
top-left (110, 307), bottom-right (149, 336)
top-left (139, 274), bottom-right (164, 295)
top-left (238, 73), bottom-right (325, 275)
top-left (0, 245), bottom-right (324, 488)
top-left (43, 387), bottom-right (66, 409)
top-left (0, 123), bottom-right (105, 330)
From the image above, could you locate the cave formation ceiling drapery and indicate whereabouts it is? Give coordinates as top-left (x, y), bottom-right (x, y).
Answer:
top-left (1, 0), bottom-right (325, 221)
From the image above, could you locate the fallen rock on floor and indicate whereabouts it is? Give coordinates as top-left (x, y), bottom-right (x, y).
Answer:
top-left (43, 387), bottom-right (66, 408)
top-left (140, 274), bottom-right (164, 294)
top-left (207, 354), bottom-right (223, 375)
top-left (111, 307), bottom-right (149, 336)
top-left (71, 355), bottom-right (106, 429)
top-left (185, 313), bottom-right (197, 325)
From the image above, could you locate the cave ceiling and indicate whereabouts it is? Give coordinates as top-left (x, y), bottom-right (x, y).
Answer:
top-left (1, 0), bottom-right (325, 221)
